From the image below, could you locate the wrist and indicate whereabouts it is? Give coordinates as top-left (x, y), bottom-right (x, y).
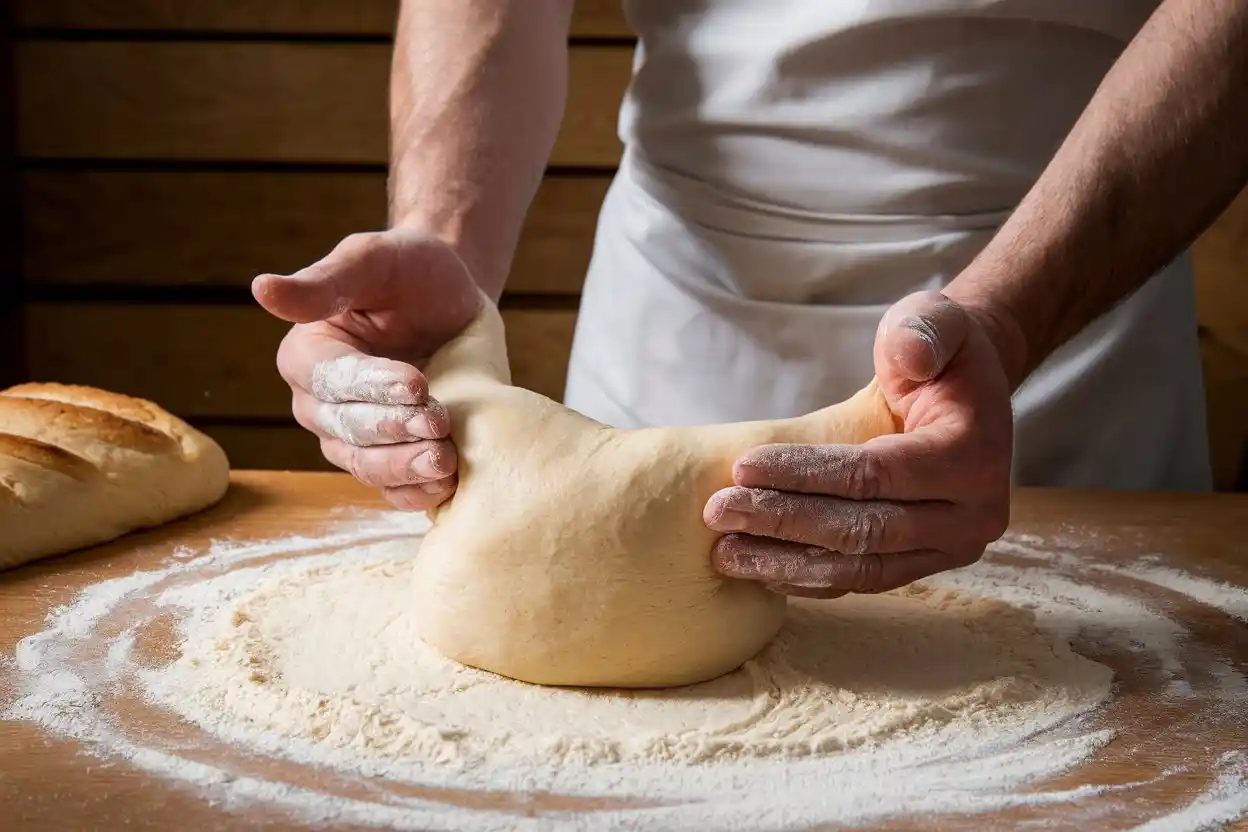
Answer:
top-left (943, 285), bottom-right (1031, 391)
top-left (388, 216), bottom-right (507, 302)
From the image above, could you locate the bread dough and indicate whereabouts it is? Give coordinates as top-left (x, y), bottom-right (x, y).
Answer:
top-left (413, 298), bottom-right (899, 688)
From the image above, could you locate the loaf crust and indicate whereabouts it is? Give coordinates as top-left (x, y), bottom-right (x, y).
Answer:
top-left (0, 383), bottom-right (230, 569)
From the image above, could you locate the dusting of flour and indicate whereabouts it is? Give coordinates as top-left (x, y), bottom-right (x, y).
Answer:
top-left (145, 545), bottom-right (1109, 770)
top-left (3, 512), bottom-right (1247, 831)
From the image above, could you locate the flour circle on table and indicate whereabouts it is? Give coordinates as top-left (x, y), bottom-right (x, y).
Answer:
top-left (143, 547), bottom-right (1111, 769)
top-left (4, 510), bottom-right (1247, 832)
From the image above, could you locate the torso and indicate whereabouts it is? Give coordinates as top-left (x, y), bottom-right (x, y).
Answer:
top-left (563, 0), bottom-right (1212, 491)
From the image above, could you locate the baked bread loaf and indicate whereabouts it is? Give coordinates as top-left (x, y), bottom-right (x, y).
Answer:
top-left (0, 382), bottom-right (230, 570)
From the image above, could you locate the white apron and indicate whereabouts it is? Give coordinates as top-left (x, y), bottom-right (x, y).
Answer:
top-left (563, 0), bottom-right (1212, 492)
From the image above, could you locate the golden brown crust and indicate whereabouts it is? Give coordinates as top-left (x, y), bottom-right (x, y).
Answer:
top-left (5, 382), bottom-right (169, 425)
top-left (0, 382), bottom-right (231, 569)
top-left (0, 433), bottom-right (100, 481)
top-left (0, 393), bottom-right (178, 456)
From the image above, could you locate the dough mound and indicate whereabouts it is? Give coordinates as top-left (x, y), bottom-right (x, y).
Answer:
top-left (413, 298), bottom-right (898, 688)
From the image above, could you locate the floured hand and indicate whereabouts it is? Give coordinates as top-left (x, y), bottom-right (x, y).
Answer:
top-left (252, 230), bottom-right (482, 510)
top-left (705, 291), bottom-right (1014, 597)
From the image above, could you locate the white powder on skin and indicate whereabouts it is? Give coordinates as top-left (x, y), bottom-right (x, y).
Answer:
top-left (3, 520), bottom-right (1246, 830)
top-left (310, 355), bottom-right (423, 407)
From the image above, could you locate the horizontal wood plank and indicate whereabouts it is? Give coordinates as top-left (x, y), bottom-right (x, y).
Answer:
top-left (22, 171), bottom-right (609, 293)
top-left (23, 304), bottom-right (578, 418)
top-left (17, 0), bottom-right (632, 39)
top-left (196, 422), bottom-right (333, 471)
top-left (18, 42), bottom-right (632, 165)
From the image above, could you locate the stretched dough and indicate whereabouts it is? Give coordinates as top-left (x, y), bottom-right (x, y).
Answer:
top-left (413, 298), bottom-right (899, 688)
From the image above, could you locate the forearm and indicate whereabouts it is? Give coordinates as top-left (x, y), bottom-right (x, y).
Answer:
top-left (388, 0), bottom-right (572, 299)
top-left (946, 0), bottom-right (1248, 389)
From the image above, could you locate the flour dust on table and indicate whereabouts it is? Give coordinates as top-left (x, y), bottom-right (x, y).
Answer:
top-left (4, 509), bottom-right (1247, 831)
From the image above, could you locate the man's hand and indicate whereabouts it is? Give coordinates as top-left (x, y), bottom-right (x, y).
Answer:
top-left (703, 291), bottom-right (1015, 597)
top-left (252, 229), bottom-right (482, 511)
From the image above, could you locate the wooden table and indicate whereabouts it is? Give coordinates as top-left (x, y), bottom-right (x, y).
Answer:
top-left (1, 472), bottom-right (1246, 830)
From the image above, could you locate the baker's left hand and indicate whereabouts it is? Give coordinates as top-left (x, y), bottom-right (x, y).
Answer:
top-left (704, 290), bottom-right (1016, 597)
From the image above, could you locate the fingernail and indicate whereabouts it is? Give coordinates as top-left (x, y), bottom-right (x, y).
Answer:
top-left (419, 479), bottom-right (449, 495)
top-left (709, 504), bottom-right (751, 532)
top-left (404, 416), bottom-right (430, 438)
top-left (411, 449), bottom-right (443, 479)
top-left (388, 382), bottom-right (416, 405)
top-left (705, 488), bottom-right (753, 530)
top-left (405, 406), bottom-right (447, 439)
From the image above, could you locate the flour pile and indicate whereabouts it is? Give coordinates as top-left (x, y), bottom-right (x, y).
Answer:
top-left (146, 543), bottom-right (1110, 769)
top-left (4, 510), bottom-right (1247, 831)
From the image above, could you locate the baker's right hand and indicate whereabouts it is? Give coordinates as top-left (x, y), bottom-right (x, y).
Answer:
top-left (252, 229), bottom-right (482, 511)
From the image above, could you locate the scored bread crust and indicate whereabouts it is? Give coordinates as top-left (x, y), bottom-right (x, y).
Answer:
top-left (0, 382), bottom-right (230, 570)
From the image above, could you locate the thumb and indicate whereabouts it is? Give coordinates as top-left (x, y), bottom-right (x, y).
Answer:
top-left (874, 290), bottom-right (970, 383)
top-left (252, 233), bottom-right (384, 324)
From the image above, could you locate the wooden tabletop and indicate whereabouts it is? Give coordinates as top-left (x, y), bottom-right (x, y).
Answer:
top-left (1, 472), bottom-right (1246, 831)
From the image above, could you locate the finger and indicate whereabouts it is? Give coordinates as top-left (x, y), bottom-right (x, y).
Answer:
top-left (293, 395), bottom-right (449, 445)
top-left (252, 232), bottom-right (395, 324)
top-left (704, 485), bottom-right (971, 555)
top-left (319, 437), bottom-right (458, 488)
top-left (384, 480), bottom-right (456, 512)
top-left (874, 290), bottom-right (969, 383)
top-left (711, 534), bottom-right (976, 594)
top-left (732, 431), bottom-right (969, 502)
top-left (277, 326), bottom-right (427, 404)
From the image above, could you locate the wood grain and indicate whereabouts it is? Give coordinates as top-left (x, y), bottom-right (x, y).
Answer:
top-left (17, 41), bottom-right (633, 165)
top-left (22, 170), bottom-right (609, 293)
top-left (16, 0), bottom-right (633, 38)
top-left (23, 304), bottom-right (578, 418)
top-left (0, 477), bottom-right (1245, 830)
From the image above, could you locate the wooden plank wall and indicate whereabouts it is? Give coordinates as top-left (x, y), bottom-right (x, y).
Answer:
top-left (11, 2), bottom-right (1248, 489)
top-left (0, 4), bottom-right (19, 389)
top-left (12, 1), bottom-right (632, 472)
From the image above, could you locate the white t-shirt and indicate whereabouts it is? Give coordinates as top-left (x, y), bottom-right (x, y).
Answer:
top-left (563, 0), bottom-right (1211, 491)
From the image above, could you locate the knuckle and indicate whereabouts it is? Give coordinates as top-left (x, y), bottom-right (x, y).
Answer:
top-left (274, 329), bottom-right (307, 386)
top-left (387, 448), bottom-right (418, 485)
top-left (343, 447), bottom-right (374, 485)
top-left (342, 231), bottom-right (380, 254)
top-left (841, 508), bottom-right (885, 556)
top-left (324, 441), bottom-right (386, 487)
top-left (752, 490), bottom-right (814, 546)
top-left (755, 491), bottom-right (799, 540)
top-left (841, 448), bottom-right (888, 500)
top-left (291, 394), bottom-right (320, 433)
top-left (772, 511), bottom-right (802, 542)
top-left (384, 486), bottom-right (426, 512)
top-left (319, 438), bottom-right (347, 472)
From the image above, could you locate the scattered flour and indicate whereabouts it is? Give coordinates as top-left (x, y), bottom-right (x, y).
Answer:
top-left (3, 518), bottom-right (1246, 831)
